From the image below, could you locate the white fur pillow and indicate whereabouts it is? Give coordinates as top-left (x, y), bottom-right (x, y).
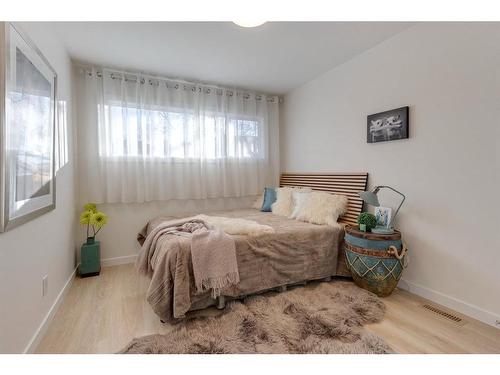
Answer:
top-left (271, 187), bottom-right (294, 217)
top-left (295, 192), bottom-right (348, 226)
top-left (289, 191), bottom-right (311, 219)
top-left (272, 187), bottom-right (312, 217)
top-left (252, 194), bottom-right (264, 210)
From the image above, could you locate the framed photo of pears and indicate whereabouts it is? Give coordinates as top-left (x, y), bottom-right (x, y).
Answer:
top-left (0, 23), bottom-right (57, 232)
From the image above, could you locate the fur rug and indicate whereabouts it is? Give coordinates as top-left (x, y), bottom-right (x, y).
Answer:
top-left (119, 280), bottom-right (393, 354)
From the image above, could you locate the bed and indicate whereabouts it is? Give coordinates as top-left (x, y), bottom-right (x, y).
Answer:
top-left (137, 173), bottom-right (369, 322)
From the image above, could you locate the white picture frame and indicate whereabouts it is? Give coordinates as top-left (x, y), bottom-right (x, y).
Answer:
top-left (0, 23), bottom-right (57, 232)
top-left (375, 206), bottom-right (392, 228)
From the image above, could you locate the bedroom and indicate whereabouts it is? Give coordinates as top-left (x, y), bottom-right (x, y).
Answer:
top-left (0, 0), bottom-right (499, 371)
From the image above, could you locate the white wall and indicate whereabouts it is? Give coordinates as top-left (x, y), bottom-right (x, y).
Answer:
top-left (282, 23), bottom-right (500, 325)
top-left (0, 22), bottom-right (76, 353)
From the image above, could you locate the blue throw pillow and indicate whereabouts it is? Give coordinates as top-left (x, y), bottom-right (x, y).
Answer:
top-left (261, 187), bottom-right (277, 212)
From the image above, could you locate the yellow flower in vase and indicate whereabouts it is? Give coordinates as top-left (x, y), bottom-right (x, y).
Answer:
top-left (84, 203), bottom-right (97, 213)
top-left (79, 210), bottom-right (93, 225)
top-left (90, 211), bottom-right (108, 229)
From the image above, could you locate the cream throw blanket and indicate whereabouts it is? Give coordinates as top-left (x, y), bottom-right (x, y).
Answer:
top-left (190, 215), bottom-right (273, 297)
top-left (190, 223), bottom-right (239, 298)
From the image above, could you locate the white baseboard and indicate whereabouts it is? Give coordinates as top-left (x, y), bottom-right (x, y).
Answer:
top-left (23, 267), bottom-right (77, 353)
top-left (398, 279), bottom-right (500, 329)
top-left (101, 254), bottom-right (137, 267)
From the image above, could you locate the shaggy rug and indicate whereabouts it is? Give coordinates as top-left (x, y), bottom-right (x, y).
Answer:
top-left (120, 280), bottom-right (393, 354)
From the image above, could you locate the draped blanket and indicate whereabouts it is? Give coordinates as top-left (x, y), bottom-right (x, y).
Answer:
top-left (137, 217), bottom-right (240, 300)
top-left (189, 222), bottom-right (239, 298)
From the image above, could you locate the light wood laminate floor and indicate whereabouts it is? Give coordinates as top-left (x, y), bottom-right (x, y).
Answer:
top-left (36, 264), bottom-right (500, 354)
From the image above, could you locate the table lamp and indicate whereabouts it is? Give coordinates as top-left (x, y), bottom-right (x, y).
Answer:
top-left (358, 186), bottom-right (405, 234)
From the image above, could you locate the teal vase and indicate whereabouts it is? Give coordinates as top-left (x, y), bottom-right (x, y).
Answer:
top-left (79, 237), bottom-right (101, 277)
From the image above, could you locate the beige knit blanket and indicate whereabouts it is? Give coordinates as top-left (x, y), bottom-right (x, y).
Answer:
top-left (137, 217), bottom-right (239, 299)
top-left (190, 224), bottom-right (239, 298)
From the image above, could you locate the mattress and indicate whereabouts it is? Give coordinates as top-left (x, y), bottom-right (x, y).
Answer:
top-left (137, 208), bottom-right (348, 322)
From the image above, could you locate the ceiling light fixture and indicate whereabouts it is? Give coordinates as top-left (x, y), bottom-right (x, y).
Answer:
top-left (233, 21), bottom-right (266, 28)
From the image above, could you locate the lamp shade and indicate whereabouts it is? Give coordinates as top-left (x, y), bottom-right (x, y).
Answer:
top-left (358, 191), bottom-right (380, 207)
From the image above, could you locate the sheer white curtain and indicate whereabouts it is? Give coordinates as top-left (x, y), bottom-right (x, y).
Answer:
top-left (76, 67), bottom-right (280, 204)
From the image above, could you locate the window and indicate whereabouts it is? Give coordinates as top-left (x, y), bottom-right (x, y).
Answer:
top-left (100, 104), bottom-right (263, 160)
top-left (78, 67), bottom-right (279, 203)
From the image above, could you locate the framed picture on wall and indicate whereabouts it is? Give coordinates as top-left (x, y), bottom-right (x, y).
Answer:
top-left (0, 23), bottom-right (57, 232)
top-left (367, 106), bottom-right (409, 143)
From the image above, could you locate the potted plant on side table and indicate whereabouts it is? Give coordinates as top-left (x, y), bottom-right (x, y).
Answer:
top-left (357, 212), bottom-right (377, 232)
top-left (79, 203), bottom-right (108, 277)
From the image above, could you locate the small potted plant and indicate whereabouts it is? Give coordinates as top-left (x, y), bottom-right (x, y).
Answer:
top-left (79, 203), bottom-right (108, 277)
top-left (357, 212), bottom-right (377, 232)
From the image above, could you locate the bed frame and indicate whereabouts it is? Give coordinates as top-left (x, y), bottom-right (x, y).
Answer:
top-left (279, 172), bottom-right (369, 226)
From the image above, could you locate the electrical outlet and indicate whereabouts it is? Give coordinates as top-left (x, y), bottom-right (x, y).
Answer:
top-left (42, 275), bottom-right (48, 297)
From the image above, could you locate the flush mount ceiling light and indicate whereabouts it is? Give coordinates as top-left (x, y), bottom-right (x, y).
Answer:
top-left (233, 20), bottom-right (266, 28)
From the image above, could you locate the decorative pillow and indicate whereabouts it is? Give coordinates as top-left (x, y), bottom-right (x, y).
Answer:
top-left (261, 187), bottom-right (277, 212)
top-left (289, 190), bottom-right (312, 218)
top-left (295, 192), bottom-right (349, 226)
top-left (292, 187), bottom-right (312, 204)
top-left (271, 187), bottom-right (294, 217)
top-left (272, 187), bottom-right (312, 217)
top-left (252, 194), bottom-right (264, 210)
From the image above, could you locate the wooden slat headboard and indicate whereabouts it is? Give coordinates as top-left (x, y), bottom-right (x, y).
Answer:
top-left (280, 172), bottom-right (369, 226)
